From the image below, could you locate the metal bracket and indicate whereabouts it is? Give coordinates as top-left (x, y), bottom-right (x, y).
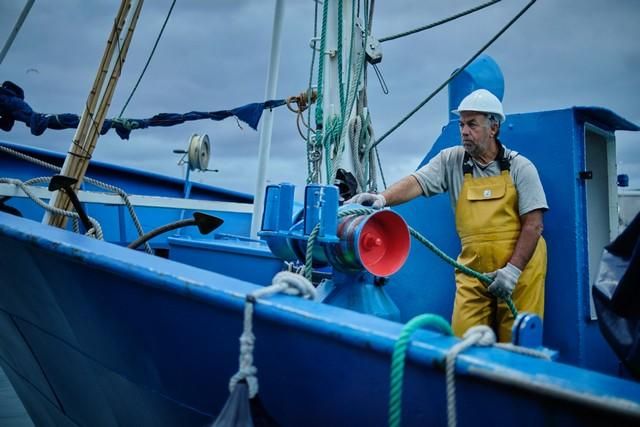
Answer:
top-left (511, 313), bottom-right (559, 360)
top-left (579, 170), bottom-right (593, 180)
top-left (365, 36), bottom-right (382, 64)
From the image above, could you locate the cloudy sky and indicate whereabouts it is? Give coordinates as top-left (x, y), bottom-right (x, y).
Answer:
top-left (1, 0), bottom-right (639, 197)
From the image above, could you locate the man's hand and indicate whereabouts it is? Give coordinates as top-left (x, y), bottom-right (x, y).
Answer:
top-left (345, 193), bottom-right (386, 209)
top-left (486, 263), bottom-right (521, 299)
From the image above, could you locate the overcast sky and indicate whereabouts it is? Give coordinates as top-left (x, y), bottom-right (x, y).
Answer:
top-left (1, 0), bottom-right (639, 197)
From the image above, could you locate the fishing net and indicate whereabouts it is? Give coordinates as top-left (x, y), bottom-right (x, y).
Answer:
top-left (211, 381), bottom-right (278, 427)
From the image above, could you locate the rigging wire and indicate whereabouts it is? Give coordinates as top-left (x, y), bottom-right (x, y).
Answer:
top-left (375, 146), bottom-right (387, 189)
top-left (373, 0), bottom-right (537, 149)
top-left (118, 0), bottom-right (177, 117)
top-left (379, 0), bottom-right (502, 43)
top-left (0, 0), bottom-right (35, 65)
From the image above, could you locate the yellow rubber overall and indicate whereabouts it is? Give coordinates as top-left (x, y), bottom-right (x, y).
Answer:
top-left (452, 170), bottom-right (547, 342)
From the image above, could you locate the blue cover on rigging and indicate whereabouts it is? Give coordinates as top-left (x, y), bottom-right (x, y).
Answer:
top-left (0, 81), bottom-right (286, 139)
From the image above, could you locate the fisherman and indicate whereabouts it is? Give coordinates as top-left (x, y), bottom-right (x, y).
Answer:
top-left (348, 89), bottom-right (547, 342)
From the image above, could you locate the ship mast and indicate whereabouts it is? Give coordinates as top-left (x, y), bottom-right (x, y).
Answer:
top-left (250, 0), bottom-right (286, 239)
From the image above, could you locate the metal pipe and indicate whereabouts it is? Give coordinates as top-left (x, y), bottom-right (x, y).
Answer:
top-left (250, 0), bottom-right (285, 239)
top-left (128, 212), bottom-right (223, 250)
top-left (0, 0), bottom-right (35, 65)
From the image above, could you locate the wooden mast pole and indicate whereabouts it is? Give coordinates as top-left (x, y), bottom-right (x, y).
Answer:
top-left (43, 0), bottom-right (144, 228)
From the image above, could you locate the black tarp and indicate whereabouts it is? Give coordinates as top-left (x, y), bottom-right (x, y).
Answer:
top-left (593, 211), bottom-right (640, 378)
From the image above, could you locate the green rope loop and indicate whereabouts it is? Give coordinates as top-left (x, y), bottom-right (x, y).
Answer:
top-left (388, 314), bottom-right (454, 427)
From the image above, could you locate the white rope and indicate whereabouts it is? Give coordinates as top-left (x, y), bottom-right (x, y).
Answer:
top-left (83, 177), bottom-right (153, 253)
top-left (0, 177), bottom-right (104, 239)
top-left (331, 50), bottom-right (365, 184)
top-left (364, 116), bottom-right (378, 192)
top-left (494, 342), bottom-right (552, 360)
top-left (348, 114), bottom-right (365, 190)
top-left (444, 325), bottom-right (555, 427)
top-left (446, 325), bottom-right (496, 427)
top-left (0, 145), bottom-right (151, 252)
top-left (228, 271), bottom-right (316, 398)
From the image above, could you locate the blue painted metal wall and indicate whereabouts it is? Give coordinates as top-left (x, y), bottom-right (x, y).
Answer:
top-left (168, 236), bottom-right (285, 285)
top-left (384, 54), bottom-right (640, 375)
top-left (387, 106), bottom-right (637, 375)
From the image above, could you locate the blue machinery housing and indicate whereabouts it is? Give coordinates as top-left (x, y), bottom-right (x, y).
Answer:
top-left (0, 56), bottom-right (639, 425)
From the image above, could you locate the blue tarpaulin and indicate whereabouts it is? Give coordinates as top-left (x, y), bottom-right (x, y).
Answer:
top-left (0, 81), bottom-right (286, 140)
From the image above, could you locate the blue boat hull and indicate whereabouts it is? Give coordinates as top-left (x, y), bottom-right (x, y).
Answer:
top-left (0, 212), bottom-right (638, 426)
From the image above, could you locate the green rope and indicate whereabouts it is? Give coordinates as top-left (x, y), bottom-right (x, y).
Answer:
top-left (408, 226), bottom-right (517, 317)
top-left (304, 207), bottom-right (374, 280)
top-left (312, 0), bottom-right (330, 184)
top-left (305, 1), bottom-right (320, 184)
top-left (331, 48), bottom-right (365, 183)
top-left (323, 116), bottom-right (341, 182)
top-left (304, 223), bottom-right (321, 281)
top-left (337, 0), bottom-right (345, 113)
top-left (302, 207), bottom-right (517, 316)
top-left (344, 0), bottom-right (357, 117)
top-left (388, 314), bottom-right (454, 427)
top-left (314, 0), bottom-right (330, 128)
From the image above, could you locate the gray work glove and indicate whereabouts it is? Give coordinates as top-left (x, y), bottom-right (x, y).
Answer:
top-left (345, 193), bottom-right (386, 209)
top-left (486, 262), bottom-right (521, 299)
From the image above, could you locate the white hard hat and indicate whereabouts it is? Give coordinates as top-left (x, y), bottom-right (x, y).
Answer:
top-left (451, 89), bottom-right (505, 123)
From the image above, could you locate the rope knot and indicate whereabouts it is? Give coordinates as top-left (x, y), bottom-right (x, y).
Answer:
top-left (286, 89), bottom-right (318, 113)
top-left (227, 271), bottom-right (317, 399)
top-left (272, 271), bottom-right (316, 300)
top-left (462, 325), bottom-right (496, 347)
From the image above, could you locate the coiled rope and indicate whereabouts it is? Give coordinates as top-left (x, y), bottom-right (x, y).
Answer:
top-left (0, 177), bottom-right (103, 239)
top-left (228, 271), bottom-right (316, 398)
top-left (0, 145), bottom-right (153, 253)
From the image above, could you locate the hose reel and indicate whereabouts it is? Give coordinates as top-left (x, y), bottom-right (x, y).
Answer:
top-left (175, 133), bottom-right (216, 172)
top-left (187, 133), bottom-right (210, 171)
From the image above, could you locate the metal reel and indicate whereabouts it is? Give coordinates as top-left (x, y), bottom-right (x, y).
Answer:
top-left (187, 133), bottom-right (211, 171)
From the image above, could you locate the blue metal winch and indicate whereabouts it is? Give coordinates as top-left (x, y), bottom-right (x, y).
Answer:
top-left (259, 183), bottom-right (411, 320)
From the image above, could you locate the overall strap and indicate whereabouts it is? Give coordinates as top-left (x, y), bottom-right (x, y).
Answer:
top-left (462, 141), bottom-right (511, 175)
top-left (496, 141), bottom-right (511, 172)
